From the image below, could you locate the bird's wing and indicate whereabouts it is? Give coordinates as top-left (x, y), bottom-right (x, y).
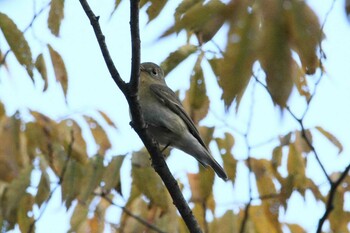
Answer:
top-left (149, 84), bottom-right (208, 150)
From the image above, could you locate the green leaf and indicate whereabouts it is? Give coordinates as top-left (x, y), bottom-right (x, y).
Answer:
top-left (140, 0), bottom-right (167, 22)
top-left (1, 166), bottom-right (32, 221)
top-left (102, 155), bottom-right (126, 193)
top-left (48, 44), bottom-right (68, 98)
top-left (160, 44), bottom-right (197, 75)
top-left (35, 53), bottom-right (48, 91)
top-left (48, 0), bottom-right (65, 36)
top-left (79, 155), bottom-right (104, 202)
top-left (131, 149), bottom-right (170, 210)
top-left (35, 171), bottom-right (51, 207)
top-left (61, 160), bottom-right (84, 209)
top-left (315, 126), bottom-right (343, 154)
top-left (0, 13), bottom-right (33, 79)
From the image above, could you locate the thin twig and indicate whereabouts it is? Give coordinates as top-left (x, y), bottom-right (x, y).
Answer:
top-left (96, 192), bottom-right (166, 233)
top-left (253, 75), bottom-right (332, 183)
top-left (28, 129), bottom-right (75, 233)
top-left (239, 81), bottom-right (256, 233)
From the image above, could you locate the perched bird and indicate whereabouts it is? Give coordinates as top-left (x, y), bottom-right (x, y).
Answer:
top-left (138, 62), bottom-right (228, 181)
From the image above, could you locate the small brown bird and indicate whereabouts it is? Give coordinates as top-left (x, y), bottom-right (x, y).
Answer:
top-left (138, 62), bottom-right (228, 181)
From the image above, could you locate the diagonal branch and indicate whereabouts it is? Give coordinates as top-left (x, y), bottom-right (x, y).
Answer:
top-left (316, 163), bottom-right (350, 233)
top-left (78, 1), bottom-right (202, 232)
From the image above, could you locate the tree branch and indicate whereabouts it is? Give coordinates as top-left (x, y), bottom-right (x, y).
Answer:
top-left (316, 163), bottom-right (350, 233)
top-left (78, 1), bottom-right (202, 232)
top-left (78, 0), bottom-right (127, 93)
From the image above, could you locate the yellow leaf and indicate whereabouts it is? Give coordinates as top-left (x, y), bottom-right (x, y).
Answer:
top-left (48, 44), bottom-right (68, 98)
top-left (57, 119), bottom-right (88, 164)
top-left (35, 53), bottom-right (48, 91)
top-left (35, 171), bottom-right (51, 207)
top-left (183, 54), bottom-right (210, 124)
top-left (286, 1), bottom-right (321, 74)
top-left (250, 158), bottom-right (277, 196)
top-left (140, 0), bottom-right (167, 22)
top-left (215, 133), bottom-right (236, 182)
top-left (1, 165), bottom-right (32, 220)
top-left (48, 0), bottom-right (65, 36)
top-left (70, 203), bottom-right (88, 232)
top-left (257, 0), bottom-right (293, 107)
top-left (287, 143), bottom-right (307, 197)
top-left (209, 210), bottom-right (239, 233)
top-left (198, 126), bottom-right (214, 147)
top-left (0, 102), bottom-right (5, 117)
top-left (209, 8), bottom-right (257, 109)
top-left (187, 166), bottom-right (214, 203)
top-left (294, 130), bottom-right (312, 154)
top-left (286, 223), bottom-right (306, 233)
top-left (17, 193), bottom-right (34, 233)
top-left (250, 205), bottom-right (280, 233)
top-left (328, 187), bottom-right (350, 232)
top-left (315, 126), bottom-right (343, 154)
top-left (0, 13), bottom-right (33, 79)
top-left (160, 44), bottom-right (197, 75)
top-left (98, 110), bottom-right (117, 128)
top-left (84, 116), bottom-right (111, 155)
top-left (0, 115), bottom-right (22, 182)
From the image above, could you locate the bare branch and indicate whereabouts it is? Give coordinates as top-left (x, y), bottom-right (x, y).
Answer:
top-left (78, 0), bottom-right (127, 93)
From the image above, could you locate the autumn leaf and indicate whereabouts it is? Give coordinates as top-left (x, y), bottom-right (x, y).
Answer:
top-left (35, 53), bottom-right (48, 91)
top-left (140, 0), bottom-right (167, 22)
top-left (69, 203), bottom-right (89, 232)
top-left (0, 13), bottom-right (33, 79)
top-left (84, 115), bottom-right (111, 155)
top-left (160, 44), bottom-right (197, 75)
top-left (286, 1), bottom-right (321, 74)
top-left (209, 7), bottom-right (257, 109)
top-left (48, 44), bottom-right (68, 98)
top-left (183, 54), bottom-right (210, 124)
top-left (35, 171), bottom-right (51, 208)
top-left (257, 0), bottom-right (293, 108)
top-left (48, 0), bottom-right (65, 36)
top-left (316, 126), bottom-right (343, 154)
top-left (131, 149), bottom-right (170, 210)
top-left (102, 155), bottom-right (125, 194)
top-left (215, 133), bottom-right (236, 182)
top-left (17, 193), bottom-right (35, 233)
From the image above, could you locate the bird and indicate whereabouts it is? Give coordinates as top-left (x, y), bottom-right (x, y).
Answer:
top-left (137, 62), bottom-right (228, 181)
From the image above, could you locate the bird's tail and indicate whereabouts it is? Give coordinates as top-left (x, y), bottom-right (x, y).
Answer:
top-left (197, 148), bottom-right (228, 181)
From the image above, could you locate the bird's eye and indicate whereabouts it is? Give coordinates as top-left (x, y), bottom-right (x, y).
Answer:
top-left (151, 68), bottom-right (158, 76)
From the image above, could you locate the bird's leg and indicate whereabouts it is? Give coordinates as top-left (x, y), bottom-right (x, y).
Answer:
top-left (161, 142), bottom-right (171, 153)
